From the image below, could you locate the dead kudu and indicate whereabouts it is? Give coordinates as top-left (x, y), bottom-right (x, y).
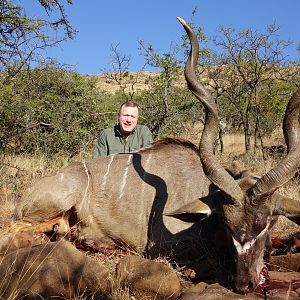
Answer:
top-left (2, 17), bottom-right (300, 294)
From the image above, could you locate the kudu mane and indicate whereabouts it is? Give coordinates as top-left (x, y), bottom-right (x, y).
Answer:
top-left (140, 137), bottom-right (199, 155)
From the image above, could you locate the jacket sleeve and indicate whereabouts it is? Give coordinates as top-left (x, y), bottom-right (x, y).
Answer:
top-left (93, 130), bottom-right (108, 157)
top-left (142, 126), bottom-right (153, 147)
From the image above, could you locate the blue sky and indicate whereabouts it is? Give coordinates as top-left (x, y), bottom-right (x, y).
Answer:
top-left (23, 0), bottom-right (299, 74)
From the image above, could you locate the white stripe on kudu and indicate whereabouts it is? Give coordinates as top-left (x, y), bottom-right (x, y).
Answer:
top-left (101, 155), bottom-right (114, 191)
top-left (119, 155), bottom-right (133, 200)
top-left (232, 223), bottom-right (270, 255)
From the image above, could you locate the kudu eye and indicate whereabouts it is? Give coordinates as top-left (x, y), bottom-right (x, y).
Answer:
top-left (255, 212), bottom-right (266, 227)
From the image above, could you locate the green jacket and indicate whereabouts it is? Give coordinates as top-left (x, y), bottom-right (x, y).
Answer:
top-left (93, 124), bottom-right (153, 157)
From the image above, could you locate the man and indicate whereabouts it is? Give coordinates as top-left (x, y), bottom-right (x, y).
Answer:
top-left (93, 101), bottom-right (153, 157)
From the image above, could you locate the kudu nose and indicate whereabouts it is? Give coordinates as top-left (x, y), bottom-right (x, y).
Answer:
top-left (247, 281), bottom-right (254, 291)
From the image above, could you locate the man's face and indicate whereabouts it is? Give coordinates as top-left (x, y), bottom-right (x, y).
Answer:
top-left (118, 106), bottom-right (139, 136)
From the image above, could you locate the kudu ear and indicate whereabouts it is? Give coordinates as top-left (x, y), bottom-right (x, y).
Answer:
top-left (272, 193), bottom-right (300, 225)
top-left (164, 198), bottom-right (213, 223)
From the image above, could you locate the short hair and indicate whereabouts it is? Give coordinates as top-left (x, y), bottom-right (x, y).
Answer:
top-left (119, 101), bottom-right (140, 113)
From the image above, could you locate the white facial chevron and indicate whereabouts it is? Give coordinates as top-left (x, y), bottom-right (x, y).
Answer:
top-left (232, 222), bottom-right (270, 255)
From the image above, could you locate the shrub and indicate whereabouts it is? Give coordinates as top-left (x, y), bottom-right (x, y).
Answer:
top-left (0, 66), bottom-right (118, 157)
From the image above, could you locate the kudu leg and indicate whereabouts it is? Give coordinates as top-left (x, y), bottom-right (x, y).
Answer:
top-left (8, 215), bottom-right (70, 240)
top-left (0, 215), bottom-right (71, 253)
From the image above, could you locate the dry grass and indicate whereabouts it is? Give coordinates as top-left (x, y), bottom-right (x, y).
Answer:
top-left (94, 72), bottom-right (159, 94)
top-left (222, 133), bottom-right (246, 157)
top-left (1, 153), bottom-right (65, 191)
top-left (93, 71), bottom-right (187, 95)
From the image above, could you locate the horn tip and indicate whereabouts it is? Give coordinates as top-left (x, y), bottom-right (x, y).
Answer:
top-left (176, 16), bottom-right (186, 25)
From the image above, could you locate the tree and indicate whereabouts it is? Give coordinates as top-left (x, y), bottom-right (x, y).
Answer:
top-left (0, 0), bottom-right (76, 79)
top-left (101, 43), bottom-right (139, 100)
top-left (137, 12), bottom-right (208, 138)
top-left (207, 24), bottom-right (297, 153)
top-left (0, 62), bottom-right (116, 157)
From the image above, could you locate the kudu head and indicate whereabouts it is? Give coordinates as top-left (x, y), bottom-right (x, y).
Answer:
top-left (174, 16), bottom-right (300, 294)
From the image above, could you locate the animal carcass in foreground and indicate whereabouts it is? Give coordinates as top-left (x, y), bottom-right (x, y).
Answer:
top-left (5, 17), bottom-right (300, 294)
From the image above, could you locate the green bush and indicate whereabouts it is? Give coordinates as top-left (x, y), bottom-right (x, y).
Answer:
top-left (0, 66), bottom-right (119, 157)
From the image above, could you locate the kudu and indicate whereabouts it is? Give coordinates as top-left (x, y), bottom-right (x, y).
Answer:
top-left (3, 17), bottom-right (300, 294)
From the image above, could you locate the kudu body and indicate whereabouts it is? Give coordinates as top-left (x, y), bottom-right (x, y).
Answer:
top-left (6, 17), bottom-right (300, 294)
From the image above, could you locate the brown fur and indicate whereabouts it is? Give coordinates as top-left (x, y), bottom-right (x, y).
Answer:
top-left (149, 137), bottom-right (199, 154)
top-left (0, 240), bottom-right (112, 299)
